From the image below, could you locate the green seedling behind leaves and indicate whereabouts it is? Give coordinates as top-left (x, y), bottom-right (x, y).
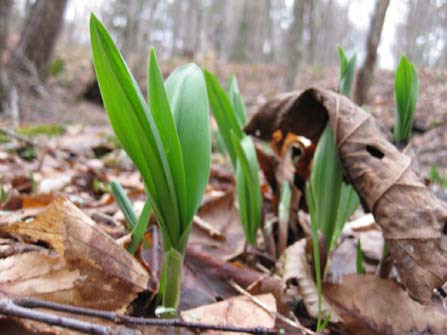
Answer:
top-left (90, 14), bottom-right (210, 312)
top-left (231, 133), bottom-right (262, 245)
top-left (110, 180), bottom-right (153, 254)
top-left (305, 47), bottom-right (360, 331)
top-left (394, 55), bottom-right (419, 142)
top-left (356, 239), bottom-right (365, 274)
top-left (337, 46), bottom-right (357, 96)
top-left (227, 75), bottom-right (247, 127)
top-left (204, 70), bottom-right (262, 245)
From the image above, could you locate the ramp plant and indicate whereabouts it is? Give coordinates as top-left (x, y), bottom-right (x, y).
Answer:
top-left (394, 55), bottom-right (419, 143)
top-left (90, 14), bottom-right (211, 313)
top-left (305, 46), bottom-right (360, 330)
top-left (204, 71), bottom-right (262, 245)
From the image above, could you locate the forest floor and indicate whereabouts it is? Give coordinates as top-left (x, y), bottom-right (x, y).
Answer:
top-left (1, 57), bottom-right (447, 335)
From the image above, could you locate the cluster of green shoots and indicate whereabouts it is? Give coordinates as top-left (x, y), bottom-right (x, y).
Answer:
top-left (307, 50), bottom-right (419, 330)
top-left (306, 46), bottom-right (360, 331)
top-left (90, 14), bottom-right (211, 315)
top-left (204, 71), bottom-right (262, 246)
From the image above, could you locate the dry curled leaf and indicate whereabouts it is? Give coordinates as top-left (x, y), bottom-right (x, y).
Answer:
top-left (247, 88), bottom-right (447, 303)
top-left (181, 293), bottom-right (276, 335)
top-left (324, 274), bottom-right (447, 335)
top-left (278, 239), bottom-right (339, 322)
top-left (0, 198), bottom-right (149, 310)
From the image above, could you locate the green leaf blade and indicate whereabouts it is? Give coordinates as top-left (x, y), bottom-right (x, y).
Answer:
top-left (148, 49), bottom-right (186, 237)
top-left (204, 70), bottom-right (244, 166)
top-left (231, 133), bottom-right (262, 245)
top-left (228, 75), bottom-right (247, 127)
top-left (166, 64), bottom-right (211, 228)
top-left (90, 14), bottom-right (176, 247)
top-left (394, 55), bottom-right (419, 142)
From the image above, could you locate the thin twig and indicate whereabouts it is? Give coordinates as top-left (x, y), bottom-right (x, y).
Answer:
top-left (0, 299), bottom-right (133, 335)
top-left (228, 280), bottom-right (316, 335)
top-left (5, 297), bottom-right (278, 335)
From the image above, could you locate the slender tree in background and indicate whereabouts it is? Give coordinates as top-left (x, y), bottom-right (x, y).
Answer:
top-left (354, 0), bottom-right (390, 105)
top-left (0, 0), bottom-right (13, 114)
top-left (284, 0), bottom-right (306, 90)
top-left (12, 0), bottom-right (69, 82)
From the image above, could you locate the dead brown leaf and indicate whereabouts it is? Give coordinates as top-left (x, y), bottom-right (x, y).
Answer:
top-left (0, 198), bottom-right (149, 310)
top-left (189, 190), bottom-right (245, 261)
top-left (278, 239), bottom-right (339, 322)
top-left (181, 293), bottom-right (276, 335)
top-left (247, 88), bottom-right (447, 303)
top-left (324, 274), bottom-right (447, 335)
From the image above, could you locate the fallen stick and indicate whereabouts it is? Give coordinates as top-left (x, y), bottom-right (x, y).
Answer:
top-left (0, 297), bottom-right (278, 335)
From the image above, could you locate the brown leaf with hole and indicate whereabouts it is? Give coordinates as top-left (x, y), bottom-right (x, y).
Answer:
top-left (0, 198), bottom-right (149, 310)
top-left (324, 274), bottom-right (447, 335)
top-left (246, 88), bottom-right (447, 303)
top-left (181, 294), bottom-right (276, 335)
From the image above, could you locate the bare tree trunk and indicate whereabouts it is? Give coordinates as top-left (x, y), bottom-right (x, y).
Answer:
top-left (0, 0), bottom-right (13, 114)
top-left (12, 0), bottom-right (69, 82)
top-left (283, 0), bottom-right (306, 90)
top-left (354, 0), bottom-right (390, 105)
top-left (306, 0), bottom-right (316, 64)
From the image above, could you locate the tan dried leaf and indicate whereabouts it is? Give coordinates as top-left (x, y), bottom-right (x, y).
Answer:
top-left (181, 294), bottom-right (276, 335)
top-left (324, 274), bottom-right (447, 335)
top-left (0, 198), bottom-right (149, 310)
top-left (278, 239), bottom-right (339, 322)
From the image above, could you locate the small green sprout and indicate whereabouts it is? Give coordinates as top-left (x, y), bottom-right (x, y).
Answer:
top-left (110, 180), bottom-right (138, 230)
top-left (429, 166), bottom-right (447, 189)
top-left (337, 46), bottom-right (357, 96)
top-left (278, 181), bottom-right (292, 254)
top-left (110, 180), bottom-right (153, 254)
top-left (90, 14), bottom-right (210, 313)
top-left (204, 71), bottom-right (262, 245)
top-left (394, 55), bottom-right (419, 143)
top-left (356, 239), bottom-right (365, 274)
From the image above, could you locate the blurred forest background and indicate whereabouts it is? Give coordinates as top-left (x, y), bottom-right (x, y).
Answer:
top-left (0, 0), bottom-right (446, 127)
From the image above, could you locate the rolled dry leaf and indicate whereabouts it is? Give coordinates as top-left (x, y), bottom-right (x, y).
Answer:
top-left (246, 88), bottom-right (447, 303)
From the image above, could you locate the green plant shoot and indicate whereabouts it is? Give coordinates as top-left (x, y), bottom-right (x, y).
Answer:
top-left (90, 14), bottom-right (210, 313)
top-left (110, 180), bottom-right (138, 230)
top-left (227, 75), bottom-right (247, 127)
top-left (394, 55), bottom-right (419, 143)
top-left (337, 46), bottom-right (357, 96)
top-left (356, 239), bottom-right (365, 274)
top-left (204, 70), bottom-right (262, 245)
top-left (305, 46), bottom-right (360, 330)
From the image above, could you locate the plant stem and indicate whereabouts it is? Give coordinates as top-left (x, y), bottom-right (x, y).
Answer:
top-left (160, 248), bottom-right (184, 313)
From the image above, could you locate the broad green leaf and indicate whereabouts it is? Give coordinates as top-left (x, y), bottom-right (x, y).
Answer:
top-left (331, 183), bottom-right (359, 249)
top-left (337, 46), bottom-right (356, 97)
top-left (228, 75), bottom-right (247, 127)
top-left (110, 180), bottom-right (137, 230)
top-left (204, 70), bottom-right (244, 166)
top-left (394, 55), bottom-right (419, 142)
top-left (166, 64), bottom-right (211, 229)
top-left (90, 14), bottom-right (175, 248)
top-left (231, 133), bottom-right (262, 244)
top-left (147, 49), bottom-right (186, 239)
top-left (308, 124), bottom-right (343, 241)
